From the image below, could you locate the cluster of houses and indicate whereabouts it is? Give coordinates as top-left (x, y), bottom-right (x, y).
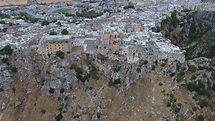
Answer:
top-left (38, 30), bottom-right (185, 63)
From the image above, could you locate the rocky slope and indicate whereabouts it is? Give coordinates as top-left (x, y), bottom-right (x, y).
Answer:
top-left (155, 10), bottom-right (215, 59)
top-left (0, 47), bottom-right (214, 121)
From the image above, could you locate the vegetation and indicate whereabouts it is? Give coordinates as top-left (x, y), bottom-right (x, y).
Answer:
top-left (196, 115), bottom-right (205, 121)
top-left (1, 58), bottom-right (8, 63)
top-left (108, 78), bottom-right (121, 87)
top-left (10, 67), bottom-right (17, 73)
top-left (75, 67), bottom-right (89, 82)
top-left (198, 99), bottom-right (209, 108)
top-left (136, 67), bottom-right (141, 73)
top-left (0, 45), bottom-right (13, 55)
top-left (49, 88), bottom-right (55, 93)
top-left (16, 14), bottom-right (39, 23)
top-left (55, 113), bottom-right (63, 121)
top-left (50, 31), bottom-right (57, 35)
top-left (151, 65), bottom-right (156, 70)
top-left (123, 5), bottom-right (135, 9)
top-left (61, 29), bottom-right (69, 35)
top-left (89, 64), bottom-right (99, 80)
top-left (0, 21), bottom-right (5, 24)
top-left (70, 63), bottom-right (77, 69)
top-left (0, 13), bottom-right (10, 19)
top-left (40, 79), bottom-right (45, 86)
top-left (1, 28), bottom-right (7, 32)
top-left (0, 87), bottom-right (3, 92)
top-left (159, 82), bottom-right (163, 86)
top-left (41, 109), bottom-right (46, 114)
top-left (76, 10), bottom-right (103, 19)
top-left (53, 9), bottom-right (69, 14)
top-left (187, 81), bottom-right (211, 97)
top-left (176, 70), bottom-right (185, 82)
top-left (60, 88), bottom-right (64, 93)
top-left (113, 66), bottom-right (121, 72)
top-left (55, 51), bottom-right (64, 59)
top-left (188, 65), bottom-right (197, 72)
top-left (41, 20), bottom-right (50, 26)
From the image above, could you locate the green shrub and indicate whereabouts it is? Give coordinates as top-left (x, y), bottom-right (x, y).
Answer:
top-left (61, 29), bottom-right (69, 35)
top-left (0, 87), bottom-right (3, 92)
top-left (76, 10), bottom-right (103, 19)
top-left (113, 78), bottom-right (121, 85)
top-left (0, 45), bottom-right (13, 55)
top-left (198, 100), bottom-right (209, 108)
top-left (151, 65), bottom-right (156, 70)
top-left (60, 88), bottom-right (64, 93)
top-left (113, 66), bottom-right (121, 72)
top-left (41, 79), bottom-right (45, 86)
top-left (10, 67), bottom-right (17, 73)
top-left (41, 109), bottom-right (46, 114)
top-left (108, 78), bottom-right (121, 87)
top-left (176, 74), bottom-right (184, 82)
top-left (55, 51), bottom-right (64, 59)
top-left (55, 113), bottom-right (63, 121)
top-left (41, 20), bottom-right (50, 26)
top-left (0, 13), bottom-right (10, 18)
top-left (196, 115), bottom-right (204, 121)
top-left (70, 64), bottom-right (77, 69)
top-left (1, 58), bottom-right (8, 63)
top-left (188, 65), bottom-right (197, 72)
top-left (166, 101), bottom-right (171, 107)
top-left (187, 82), bottom-right (198, 91)
top-left (159, 82), bottom-right (163, 86)
top-left (192, 106), bottom-right (198, 111)
top-left (161, 63), bottom-right (165, 67)
top-left (89, 65), bottom-right (99, 80)
top-left (49, 88), bottom-right (55, 93)
top-left (136, 68), bottom-right (141, 73)
top-left (50, 31), bottom-right (57, 35)
top-left (75, 67), bottom-right (83, 75)
top-left (174, 107), bottom-right (180, 113)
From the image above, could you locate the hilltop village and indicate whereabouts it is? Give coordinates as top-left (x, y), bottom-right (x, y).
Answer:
top-left (0, 0), bottom-right (215, 121)
top-left (0, 0), bottom-right (214, 63)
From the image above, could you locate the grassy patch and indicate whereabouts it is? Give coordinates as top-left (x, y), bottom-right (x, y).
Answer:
top-left (53, 9), bottom-right (69, 14)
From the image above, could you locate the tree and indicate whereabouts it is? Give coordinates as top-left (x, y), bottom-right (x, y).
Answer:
top-left (1, 58), bottom-right (8, 63)
top-left (187, 82), bottom-right (197, 92)
top-left (188, 65), bottom-right (197, 72)
top-left (196, 115), bottom-right (205, 121)
top-left (2, 28), bottom-right (7, 32)
top-left (10, 67), bottom-right (17, 73)
top-left (61, 29), bottom-right (69, 35)
top-left (55, 113), bottom-right (63, 121)
top-left (0, 21), bottom-right (5, 24)
top-left (55, 51), bottom-right (64, 59)
top-left (49, 88), bottom-right (55, 93)
top-left (41, 20), bottom-right (49, 26)
top-left (50, 31), bottom-right (57, 35)
top-left (57, 22), bottom-right (61, 26)
top-left (0, 45), bottom-right (13, 55)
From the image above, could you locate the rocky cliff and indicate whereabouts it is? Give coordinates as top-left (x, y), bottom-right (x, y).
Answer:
top-left (156, 10), bottom-right (215, 59)
top-left (0, 47), bottom-right (214, 121)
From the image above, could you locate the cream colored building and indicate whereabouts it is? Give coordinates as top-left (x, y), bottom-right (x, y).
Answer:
top-left (38, 35), bottom-right (72, 55)
top-left (38, 35), bottom-right (99, 55)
